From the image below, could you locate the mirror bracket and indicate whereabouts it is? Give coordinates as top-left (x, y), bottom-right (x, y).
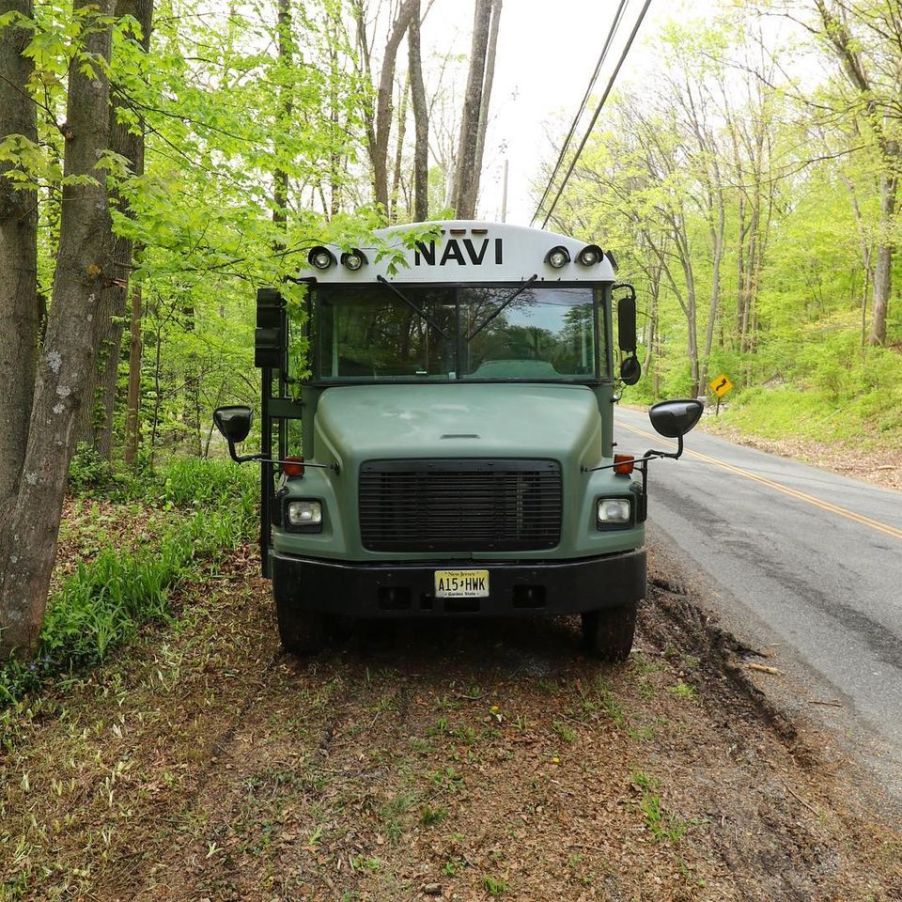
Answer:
top-left (228, 448), bottom-right (339, 474)
top-left (270, 457), bottom-right (338, 474)
top-left (644, 434), bottom-right (684, 462)
top-left (581, 436), bottom-right (683, 475)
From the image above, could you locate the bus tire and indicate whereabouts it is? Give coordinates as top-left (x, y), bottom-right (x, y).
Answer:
top-left (581, 602), bottom-right (637, 662)
top-left (276, 600), bottom-right (329, 655)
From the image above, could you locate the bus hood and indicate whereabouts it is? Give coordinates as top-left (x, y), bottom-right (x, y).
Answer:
top-left (314, 383), bottom-right (602, 466)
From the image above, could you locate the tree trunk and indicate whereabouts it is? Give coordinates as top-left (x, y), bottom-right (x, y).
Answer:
top-left (869, 156), bottom-right (897, 346)
top-left (675, 228), bottom-right (700, 396)
top-left (699, 187), bottom-right (724, 395)
top-left (123, 282), bottom-right (143, 467)
top-left (0, 0), bottom-right (116, 660)
top-left (363, 0), bottom-right (418, 215)
top-left (389, 74), bottom-right (409, 221)
top-left (273, 0), bottom-right (291, 241)
top-left (453, 0), bottom-right (492, 218)
top-left (327, 11), bottom-right (342, 219)
top-left (75, 0), bottom-right (153, 458)
top-left (0, 0), bottom-right (39, 505)
top-left (472, 0), bottom-right (501, 196)
top-left (407, 0), bottom-right (428, 221)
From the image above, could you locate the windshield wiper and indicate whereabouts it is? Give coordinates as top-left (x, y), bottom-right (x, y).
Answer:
top-left (466, 274), bottom-right (538, 341)
top-left (376, 275), bottom-right (450, 339)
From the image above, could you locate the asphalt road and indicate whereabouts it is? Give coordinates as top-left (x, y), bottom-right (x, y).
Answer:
top-left (614, 405), bottom-right (902, 793)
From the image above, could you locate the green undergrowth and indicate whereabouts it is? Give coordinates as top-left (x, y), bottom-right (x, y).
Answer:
top-left (0, 458), bottom-right (256, 709)
top-left (713, 380), bottom-right (901, 450)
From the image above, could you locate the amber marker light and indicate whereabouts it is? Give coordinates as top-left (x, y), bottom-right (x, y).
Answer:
top-left (283, 456), bottom-right (305, 477)
top-left (613, 454), bottom-right (635, 475)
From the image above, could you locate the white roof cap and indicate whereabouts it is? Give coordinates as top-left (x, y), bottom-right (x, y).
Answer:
top-left (305, 220), bottom-right (616, 283)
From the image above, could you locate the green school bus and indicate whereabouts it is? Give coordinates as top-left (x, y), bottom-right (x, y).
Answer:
top-left (213, 221), bottom-right (702, 660)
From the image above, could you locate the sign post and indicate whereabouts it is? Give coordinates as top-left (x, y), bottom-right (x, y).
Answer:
top-left (708, 373), bottom-right (734, 416)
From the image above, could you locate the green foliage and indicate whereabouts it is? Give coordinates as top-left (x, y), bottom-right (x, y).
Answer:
top-left (553, 9), bottom-right (900, 447)
top-left (67, 443), bottom-right (116, 493)
top-left (0, 459), bottom-right (256, 707)
top-left (4, 0), bottom-right (381, 463)
top-left (159, 457), bottom-right (257, 517)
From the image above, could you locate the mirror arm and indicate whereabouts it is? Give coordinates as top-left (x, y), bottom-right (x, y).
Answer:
top-left (644, 434), bottom-right (684, 461)
top-left (581, 436), bottom-right (684, 474)
top-left (226, 441), bottom-right (339, 473)
top-left (225, 438), bottom-right (260, 465)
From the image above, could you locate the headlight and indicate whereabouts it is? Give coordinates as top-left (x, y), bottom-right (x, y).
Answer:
top-left (545, 245), bottom-right (571, 268)
top-left (286, 499), bottom-right (322, 529)
top-left (340, 249), bottom-right (368, 271)
top-left (597, 497), bottom-right (631, 527)
top-left (307, 246), bottom-right (336, 270)
top-left (576, 244), bottom-right (604, 266)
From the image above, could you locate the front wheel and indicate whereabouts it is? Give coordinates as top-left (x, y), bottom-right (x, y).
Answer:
top-left (581, 602), bottom-right (637, 662)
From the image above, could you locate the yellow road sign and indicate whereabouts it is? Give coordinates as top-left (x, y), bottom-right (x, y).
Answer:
top-left (709, 374), bottom-right (733, 398)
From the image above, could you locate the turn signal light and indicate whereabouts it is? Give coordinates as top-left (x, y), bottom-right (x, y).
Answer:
top-left (613, 453), bottom-right (634, 475)
top-left (283, 456), bottom-right (305, 477)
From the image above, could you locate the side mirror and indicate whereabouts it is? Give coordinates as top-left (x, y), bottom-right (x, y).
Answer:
top-left (255, 287), bottom-right (287, 371)
top-left (617, 294), bottom-right (637, 353)
top-left (649, 399), bottom-right (703, 439)
top-left (620, 356), bottom-right (641, 385)
top-left (214, 405), bottom-right (253, 462)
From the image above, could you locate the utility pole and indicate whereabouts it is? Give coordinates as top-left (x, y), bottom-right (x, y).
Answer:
top-left (501, 157), bottom-right (508, 223)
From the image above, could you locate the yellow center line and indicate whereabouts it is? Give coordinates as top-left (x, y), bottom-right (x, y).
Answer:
top-left (617, 421), bottom-right (902, 541)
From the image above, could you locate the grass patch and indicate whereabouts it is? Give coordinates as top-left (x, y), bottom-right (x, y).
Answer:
top-left (714, 369), bottom-right (901, 451)
top-left (379, 791), bottom-right (418, 844)
top-left (420, 804), bottom-right (449, 827)
top-left (483, 875), bottom-right (509, 896)
top-left (596, 677), bottom-right (627, 727)
top-left (0, 459), bottom-right (256, 710)
top-left (632, 771), bottom-right (692, 843)
top-left (669, 681), bottom-right (698, 702)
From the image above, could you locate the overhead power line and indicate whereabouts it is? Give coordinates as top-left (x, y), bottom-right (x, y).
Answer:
top-left (536, 0), bottom-right (653, 230)
top-left (530, 0), bottom-right (629, 227)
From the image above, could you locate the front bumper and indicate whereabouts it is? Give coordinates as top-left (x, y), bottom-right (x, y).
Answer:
top-left (271, 549), bottom-right (646, 618)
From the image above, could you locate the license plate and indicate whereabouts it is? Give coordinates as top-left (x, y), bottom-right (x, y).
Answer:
top-left (434, 569), bottom-right (489, 598)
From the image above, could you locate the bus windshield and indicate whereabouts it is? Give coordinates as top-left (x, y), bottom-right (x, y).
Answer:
top-left (313, 283), bottom-right (605, 382)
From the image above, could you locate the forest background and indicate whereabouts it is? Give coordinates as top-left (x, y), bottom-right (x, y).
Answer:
top-left (0, 0), bottom-right (899, 660)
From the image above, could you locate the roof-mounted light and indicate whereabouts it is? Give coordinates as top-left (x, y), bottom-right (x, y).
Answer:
top-left (308, 246), bottom-right (336, 270)
top-left (576, 244), bottom-right (604, 266)
top-left (340, 249), bottom-right (368, 271)
top-left (545, 245), bottom-right (571, 269)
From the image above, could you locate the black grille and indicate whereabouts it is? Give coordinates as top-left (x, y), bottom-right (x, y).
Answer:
top-left (359, 459), bottom-right (562, 552)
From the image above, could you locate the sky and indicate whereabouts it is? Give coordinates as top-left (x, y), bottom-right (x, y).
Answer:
top-left (421, 0), bottom-right (694, 226)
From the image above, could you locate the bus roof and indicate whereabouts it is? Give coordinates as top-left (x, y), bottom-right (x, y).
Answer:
top-left (304, 220), bottom-right (617, 284)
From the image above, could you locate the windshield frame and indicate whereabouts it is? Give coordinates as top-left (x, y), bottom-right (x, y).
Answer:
top-left (306, 280), bottom-right (613, 386)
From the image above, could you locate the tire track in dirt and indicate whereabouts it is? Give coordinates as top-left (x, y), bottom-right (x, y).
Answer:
top-left (125, 652), bottom-right (365, 901)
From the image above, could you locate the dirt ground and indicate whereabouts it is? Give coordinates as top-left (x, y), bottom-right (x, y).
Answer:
top-left (2, 545), bottom-right (900, 901)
